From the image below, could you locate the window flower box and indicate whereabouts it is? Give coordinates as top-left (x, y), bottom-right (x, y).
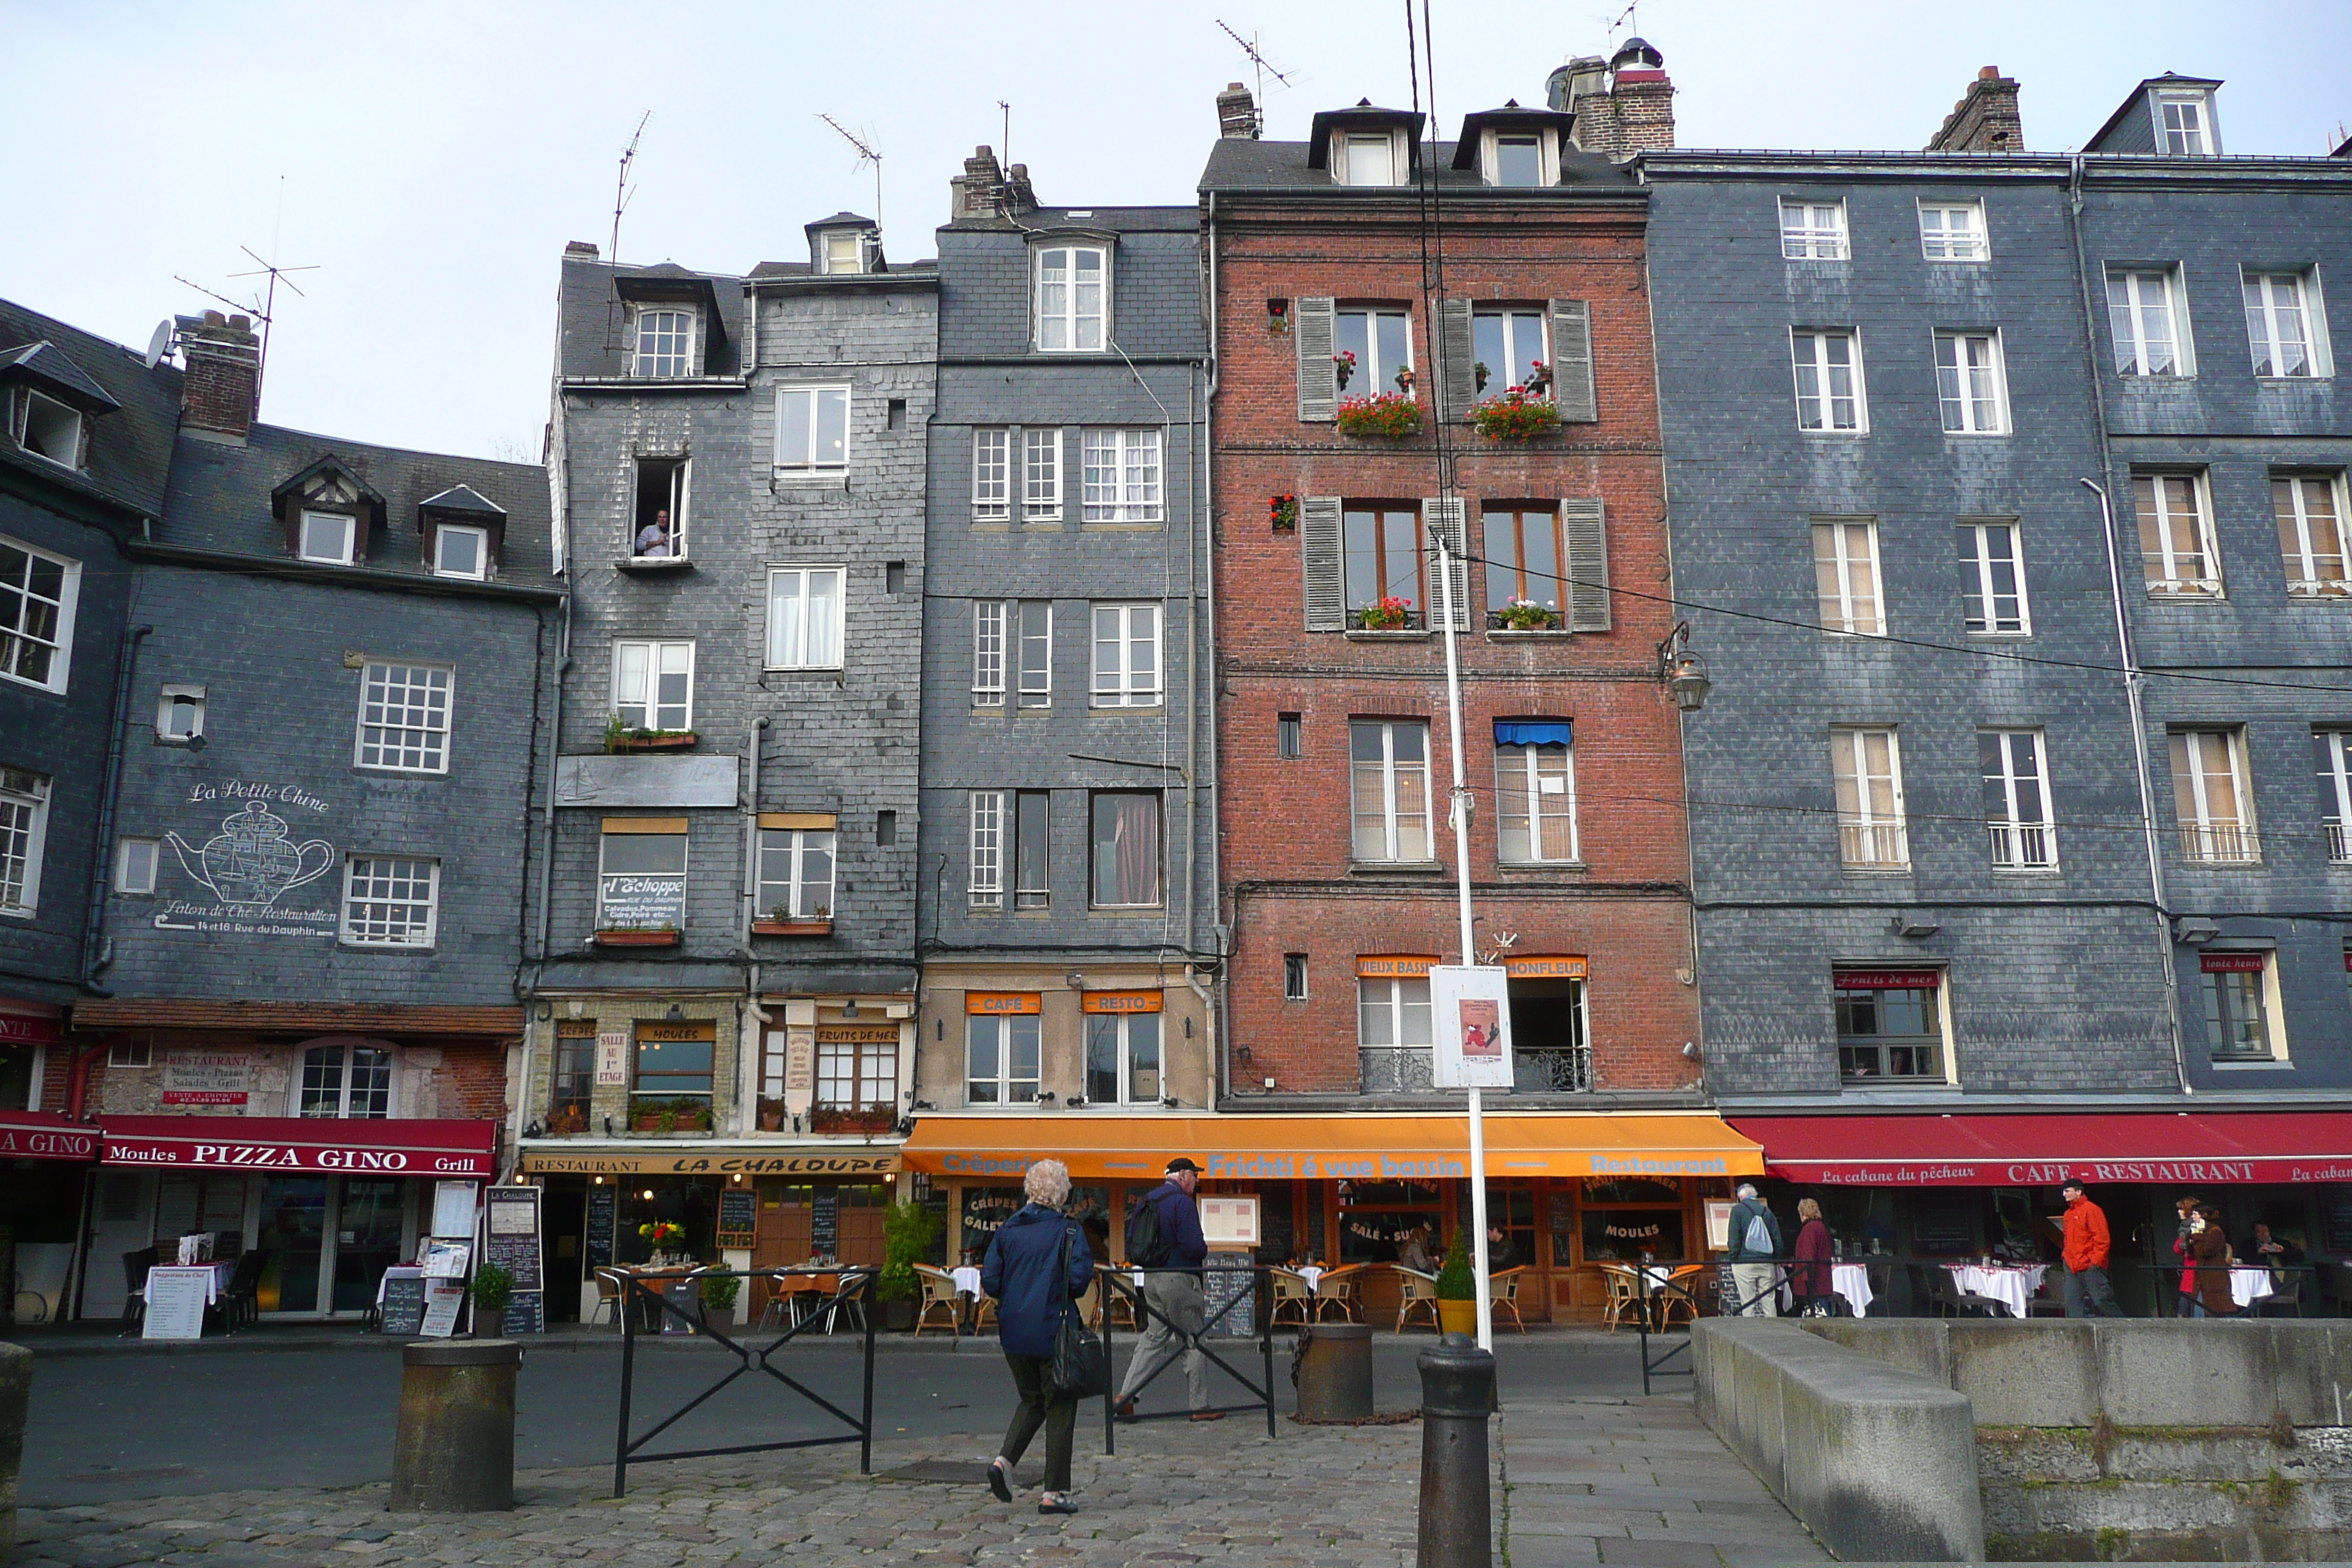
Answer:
top-left (605, 720), bottom-right (698, 753)
top-left (594, 927), bottom-right (679, 947)
top-left (751, 919), bottom-right (834, 938)
top-left (1269, 494), bottom-right (1297, 532)
top-left (1335, 393), bottom-right (1421, 438)
top-left (630, 1098), bottom-right (711, 1134)
top-left (810, 1107), bottom-right (897, 1135)
top-left (1470, 385), bottom-right (1560, 442)
top-left (1357, 597), bottom-right (1418, 632)
top-left (1491, 598), bottom-right (1562, 632)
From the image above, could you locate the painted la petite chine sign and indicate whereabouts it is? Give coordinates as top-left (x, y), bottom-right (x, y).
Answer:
top-left (157, 783), bottom-right (339, 939)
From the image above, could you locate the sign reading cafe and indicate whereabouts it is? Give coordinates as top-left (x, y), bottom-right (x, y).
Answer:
top-left (155, 784), bottom-right (338, 939)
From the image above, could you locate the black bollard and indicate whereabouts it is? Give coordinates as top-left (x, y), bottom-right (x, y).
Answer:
top-left (390, 1339), bottom-right (520, 1512)
top-left (1416, 1332), bottom-right (1494, 1568)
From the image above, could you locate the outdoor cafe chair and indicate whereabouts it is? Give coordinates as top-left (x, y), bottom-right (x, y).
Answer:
top-left (1597, 1262), bottom-right (1646, 1333)
top-left (1394, 1265), bottom-right (1440, 1332)
top-left (1653, 1264), bottom-right (1708, 1330)
top-left (2253, 1271), bottom-right (2304, 1318)
top-left (118, 1245), bottom-right (159, 1335)
top-left (912, 1264), bottom-right (962, 1336)
top-left (590, 1267), bottom-right (623, 1327)
top-left (1312, 1264), bottom-right (1363, 1323)
top-left (1269, 1268), bottom-right (1314, 1327)
top-left (1486, 1266), bottom-right (1528, 1332)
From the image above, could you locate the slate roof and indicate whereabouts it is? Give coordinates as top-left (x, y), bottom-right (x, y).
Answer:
top-left (161, 420), bottom-right (557, 591)
top-left (2084, 72), bottom-right (2227, 154)
top-left (940, 205), bottom-right (1199, 234)
top-left (0, 298), bottom-right (186, 521)
top-left (557, 257), bottom-right (745, 379)
top-left (0, 340), bottom-right (121, 410)
top-left (1200, 137), bottom-right (1637, 195)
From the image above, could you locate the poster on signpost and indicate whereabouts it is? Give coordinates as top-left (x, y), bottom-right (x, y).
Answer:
top-left (1429, 965), bottom-right (1515, 1089)
top-left (142, 1266), bottom-right (211, 1339)
top-left (421, 1276), bottom-right (467, 1337)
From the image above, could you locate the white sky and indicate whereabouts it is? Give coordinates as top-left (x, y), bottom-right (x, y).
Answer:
top-left (4, 1), bottom-right (2345, 461)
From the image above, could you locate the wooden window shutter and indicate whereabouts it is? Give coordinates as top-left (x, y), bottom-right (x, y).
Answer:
top-left (1300, 496), bottom-right (1346, 630)
top-left (1437, 298), bottom-right (1477, 421)
top-left (1295, 297), bottom-right (1338, 422)
top-left (1422, 497), bottom-right (1471, 630)
top-left (1562, 498), bottom-right (1610, 631)
top-left (1549, 299), bottom-right (1598, 423)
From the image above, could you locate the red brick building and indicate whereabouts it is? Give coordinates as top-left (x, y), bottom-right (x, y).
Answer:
top-left (1201, 53), bottom-right (1749, 1321)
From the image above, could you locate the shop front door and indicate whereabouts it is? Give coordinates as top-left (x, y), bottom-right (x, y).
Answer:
top-left (331, 1177), bottom-right (405, 1313)
top-left (257, 1175), bottom-right (331, 1313)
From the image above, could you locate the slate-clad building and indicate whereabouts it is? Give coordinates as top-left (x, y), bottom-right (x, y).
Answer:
top-left (520, 223), bottom-right (933, 1316)
top-left (895, 150), bottom-right (1219, 1255)
top-left (66, 310), bottom-right (559, 1321)
top-left (1643, 69), bottom-right (2352, 1309)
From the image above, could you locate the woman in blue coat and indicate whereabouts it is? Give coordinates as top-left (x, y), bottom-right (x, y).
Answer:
top-left (981, 1157), bottom-right (1093, 1514)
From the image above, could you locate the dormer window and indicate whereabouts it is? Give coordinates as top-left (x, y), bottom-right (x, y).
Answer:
top-left (12, 390), bottom-right (81, 470)
top-left (300, 510), bottom-right (357, 565)
top-left (823, 232), bottom-right (864, 275)
top-left (1343, 132), bottom-right (1401, 186)
top-left (1489, 132), bottom-right (1547, 187)
top-left (632, 308), bottom-right (697, 377)
top-left (1035, 246), bottom-right (1107, 353)
top-left (433, 524), bottom-right (488, 579)
top-left (2156, 91), bottom-right (2213, 155)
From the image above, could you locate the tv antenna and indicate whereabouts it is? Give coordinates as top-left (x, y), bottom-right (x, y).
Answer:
top-left (997, 101), bottom-right (1011, 171)
top-left (173, 244), bottom-right (316, 410)
top-left (818, 113), bottom-right (883, 229)
top-left (1216, 18), bottom-right (1291, 124)
top-left (611, 111), bottom-right (650, 264)
top-left (1597, 0), bottom-right (1641, 45)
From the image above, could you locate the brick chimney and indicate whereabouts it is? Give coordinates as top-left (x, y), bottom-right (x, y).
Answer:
top-left (949, 146), bottom-right (1004, 220)
top-left (1217, 81), bottom-right (1259, 139)
top-left (180, 310), bottom-right (260, 442)
top-left (1605, 38), bottom-right (1676, 157)
top-left (1002, 162), bottom-right (1039, 214)
top-left (1926, 67), bottom-right (2024, 153)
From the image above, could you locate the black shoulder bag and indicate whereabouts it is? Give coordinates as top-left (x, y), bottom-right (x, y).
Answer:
top-left (1047, 1224), bottom-right (1108, 1399)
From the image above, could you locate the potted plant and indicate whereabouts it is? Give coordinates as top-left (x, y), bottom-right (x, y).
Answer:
top-left (1435, 1229), bottom-right (1477, 1336)
top-left (546, 1105), bottom-right (587, 1137)
top-left (672, 1098), bottom-right (710, 1133)
top-left (1269, 494), bottom-right (1297, 532)
top-left (1335, 391), bottom-right (1421, 438)
top-left (1470, 385), bottom-right (1562, 442)
top-left (753, 902), bottom-right (834, 937)
top-left (470, 1262), bottom-right (514, 1338)
top-left (878, 1200), bottom-right (943, 1332)
top-left (1495, 596), bottom-right (1562, 632)
top-left (1357, 595), bottom-right (1414, 632)
top-left (1333, 349), bottom-right (1357, 390)
top-left (638, 1220), bottom-right (685, 1264)
top-left (605, 714), bottom-right (698, 753)
top-left (698, 1270), bottom-right (740, 1329)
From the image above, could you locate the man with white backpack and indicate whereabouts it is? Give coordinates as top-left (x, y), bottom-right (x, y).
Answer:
top-left (1723, 1182), bottom-right (1784, 1317)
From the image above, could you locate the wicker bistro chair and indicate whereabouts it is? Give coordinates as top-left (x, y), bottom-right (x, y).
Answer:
top-left (1269, 1269), bottom-right (1315, 1327)
top-left (913, 1266), bottom-right (974, 1335)
top-left (1597, 1263), bottom-right (1648, 1333)
top-left (1653, 1265), bottom-right (1708, 1329)
top-left (1486, 1266), bottom-right (1528, 1332)
top-left (1394, 1266), bottom-right (1441, 1332)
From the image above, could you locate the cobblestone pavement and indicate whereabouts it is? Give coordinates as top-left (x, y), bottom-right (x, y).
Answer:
top-left (15, 1396), bottom-right (1833, 1568)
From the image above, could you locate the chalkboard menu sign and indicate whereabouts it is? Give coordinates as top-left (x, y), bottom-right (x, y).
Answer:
top-left (1911, 1194), bottom-right (1976, 1258)
top-left (485, 1188), bottom-right (543, 1292)
top-left (502, 1289), bottom-right (546, 1337)
top-left (587, 1187), bottom-right (616, 1267)
top-left (813, 1188), bottom-right (840, 1257)
top-left (2323, 1195), bottom-right (2352, 1256)
top-left (1258, 1186), bottom-right (1294, 1266)
top-left (377, 1267), bottom-right (427, 1336)
top-left (661, 1273), bottom-right (698, 1335)
top-left (717, 1187), bottom-right (757, 1249)
top-left (1202, 1253), bottom-right (1253, 1337)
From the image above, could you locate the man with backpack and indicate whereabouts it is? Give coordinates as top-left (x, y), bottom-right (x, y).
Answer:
top-left (1112, 1156), bottom-right (1214, 1421)
top-left (1724, 1182), bottom-right (1784, 1317)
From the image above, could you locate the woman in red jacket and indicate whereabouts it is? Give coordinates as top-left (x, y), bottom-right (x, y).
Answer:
top-left (1791, 1198), bottom-right (1836, 1316)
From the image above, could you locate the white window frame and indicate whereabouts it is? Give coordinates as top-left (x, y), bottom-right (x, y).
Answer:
top-left (1779, 199), bottom-right (1849, 261)
top-left (1090, 603), bottom-right (1161, 708)
top-left (1918, 200), bottom-right (1989, 262)
top-left (299, 509), bottom-right (357, 565)
top-left (969, 790), bottom-right (1005, 908)
top-left (15, 389), bottom-right (82, 469)
top-left (1956, 519), bottom-right (2032, 636)
top-left (972, 428), bottom-right (1011, 521)
top-left (630, 306), bottom-right (697, 378)
top-left (2136, 472), bottom-right (2223, 598)
top-left (1812, 519), bottom-right (1886, 636)
top-left (765, 566), bottom-right (846, 670)
top-left (116, 835), bottom-right (159, 894)
top-left (1079, 429), bottom-right (1162, 524)
top-left (2242, 269), bottom-right (2329, 380)
top-left (1357, 976), bottom-right (1433, 1049)
top-left (1338, 129), bottom-right (1406, 187)
top-left (2155, 91), bottom-right (2215, 156)
top-left (1017, 600), bottom-right (1052, 707)
top-left (1790, 329), bottom-right (1867, 433)
top-left (353, 660), bottom-right (452, 774)
top-left (298, 1039), bottom-right (398, 1119)
top-left (1022, 428), bottom-right (1063, 520)
top-left (1831, 728), bottom-right (1909, 870)
top-left (1084, 1011), bottom-right (1164, 1105)
top-left (972, 600), bottom-right (1007, 706)
top-left (611, 638), bottom-right (695, 732)
top-left (339, 855), bottom-right (440, 948)
top-left (821, 230), bottom-right (864, 276)
top-left (1934, 330), bottom-right (2010, 435)
top-left (598, 826), bottom-right (687, 932)
top-left (1334, 307), bottom-right (1416, 400)
top-left (1471, 309), bottom-right (1550, 401)
top-left (2171, 728), bottom-right (2259, 863)
top-left (156, 682), bottom-right (206, 742)
top-left (633, 458), bottom-right (689, 559)
top-left (2275, 472), bottom-right (2351, 598)
top-left (1481, 128), bottom-right (1556, 187)
top-left (1089, 791), bottom-right (1163, 908)
top-left (1350, 719), bottom-right (1434, 864)
top-left (965, 1012), bottom-right (1041, 1106)
top-left (1034, 245), bottom-right (1108, 353)
top-left (774, 385), bottom-right (851, 472)
top-left (1495, 739), bottom-right (1578, 865)
top-left (756, 827), bottom-right (835, 921)
top-left (0, 768), bottom-right (50, 918)
top-left (0, 533), bottom-right (79, 696)
top-left (2200, 954), bottom-right (2286, 1064)
top-left (2313, 729), bottom-right (2352, 864)
top-left (2107, 267), bottom-right (2193, 377)
top-left (431, 522), bottom-right (489, 580)
top-left (1981, 728), bottom-right (2058, 871)
top-left (1013, 791), bottom-right (1050, 911)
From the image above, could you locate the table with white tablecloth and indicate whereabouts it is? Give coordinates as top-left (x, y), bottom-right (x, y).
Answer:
top-left (1945, 1262), bottom-right (2048, 1318)
top-left (1294, 1265), bottom-right (1322, 1292)
top-left (951, 1264), bottom-right (983, 1297)
top-left (2228, 1266), bottom-right (2275, 1310)
top-left (1832, 1263), bottom-right (1875, 1316)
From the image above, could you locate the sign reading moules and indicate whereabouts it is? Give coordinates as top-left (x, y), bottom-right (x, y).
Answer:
top-left (1429, 965), bottom-right (1515, 1090)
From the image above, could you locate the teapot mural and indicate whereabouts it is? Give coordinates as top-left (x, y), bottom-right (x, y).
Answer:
top-left (165, 802), bottom-right (336, 909)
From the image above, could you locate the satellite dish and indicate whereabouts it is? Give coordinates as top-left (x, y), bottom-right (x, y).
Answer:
top-left (144, 320), bottom-right (173, 369)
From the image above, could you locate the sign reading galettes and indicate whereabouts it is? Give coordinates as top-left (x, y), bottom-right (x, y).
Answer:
top-left (99, 1115), bottom-right (497, 1177)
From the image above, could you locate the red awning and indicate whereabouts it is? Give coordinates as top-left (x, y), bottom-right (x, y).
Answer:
top-left (1730, 1112), bottom-right (2352, 1187)
top-left (100, 1116), bottom-right (497, 1178)
top-left (0, 1111), bottom-right (99, 1162)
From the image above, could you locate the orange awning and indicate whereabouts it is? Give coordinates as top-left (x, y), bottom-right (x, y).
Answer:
top-left (900, 1112), bottom-right (1763, 1183)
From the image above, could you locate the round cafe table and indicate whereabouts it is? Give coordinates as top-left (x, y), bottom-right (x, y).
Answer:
top-left (2228, 1266), bottom-right (2275, 1311)
top-left (1831, 1262), bottom-right (1874, 1316)
top-left (1946, 1262), bottom-right (2048, 1318)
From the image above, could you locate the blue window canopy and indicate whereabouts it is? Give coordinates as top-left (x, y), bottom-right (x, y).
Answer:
top-left (1494, 720), bottom-right (1572, 747)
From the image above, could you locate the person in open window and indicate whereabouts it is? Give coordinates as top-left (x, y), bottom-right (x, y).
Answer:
top-left (635, 508), bottom-right (672, 557)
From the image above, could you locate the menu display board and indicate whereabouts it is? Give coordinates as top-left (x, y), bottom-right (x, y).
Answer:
top-left (587, 1186), bottom-right (616, 1267)
top-left (486, 1187), bottom-right (543, 1290)
top-left (502, 1288), bottom-right (546, 1337)
top-left (142, 1267), bottom-right (211, 1340)
top-left (432, 1181), bottom-right (479, 1239)
top-left (661, 1273), bottom-right (698, 1335)
top-left (1202, 1253), bottom-right (1253, 1337)
top-left (421, 1277), bottom-right (467, 1337)
top-left (2323, 1196), bottom-right (2352, 1256)
top-left (813, 1189), bottom-right (840, 1258)
top-left (717, 1187), bottom-right (757, 1249)
top-left (377, 1267), bottom-right (427, 1336)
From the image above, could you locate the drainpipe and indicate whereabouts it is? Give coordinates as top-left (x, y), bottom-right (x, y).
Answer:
top-left (1202, 191), bottom-right (1227, 1098)
top-left (738, 717), bottom-right (769, 1137)
top-left (80, 622), bottom-right (153, 993)
top-left (2068, 151), bottom-right (2191, 1097)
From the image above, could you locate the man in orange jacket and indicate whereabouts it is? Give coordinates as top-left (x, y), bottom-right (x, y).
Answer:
top-left (2060, 1178), bottom-right (2124, 1317)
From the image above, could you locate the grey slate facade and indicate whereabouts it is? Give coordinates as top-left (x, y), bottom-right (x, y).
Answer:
top-left (911, 154), bottom-right (1219, 1120)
